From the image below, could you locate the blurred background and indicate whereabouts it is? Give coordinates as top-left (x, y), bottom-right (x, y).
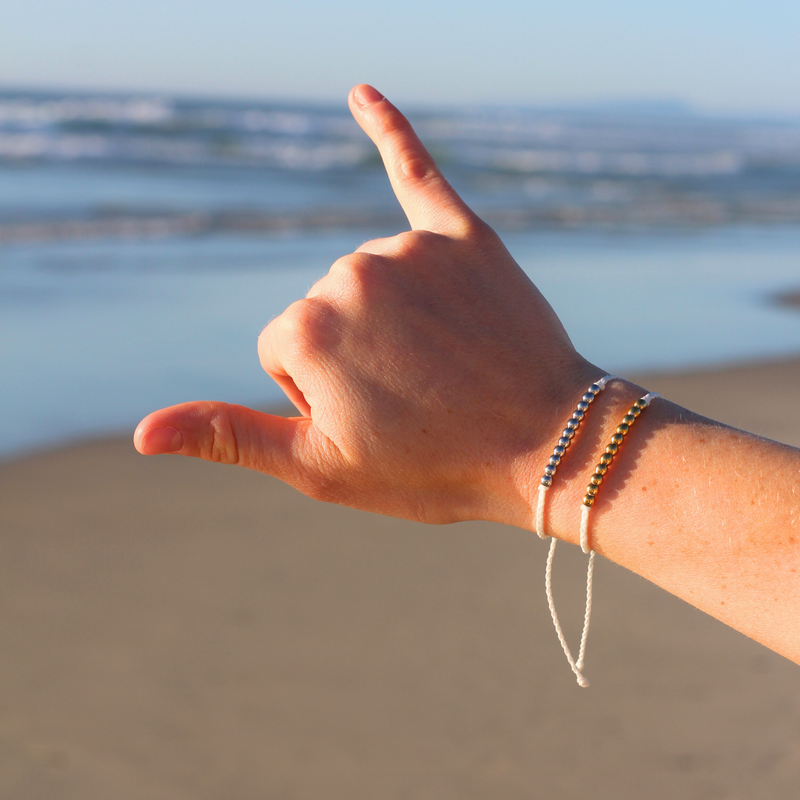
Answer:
top-left (2, 2), bottom-right (800, 799)
top-left (1, 0), bottom-right (799, 457)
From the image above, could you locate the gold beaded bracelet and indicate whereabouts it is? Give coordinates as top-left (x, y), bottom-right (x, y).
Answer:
top-left (579, 391), bottom-right (661, 555)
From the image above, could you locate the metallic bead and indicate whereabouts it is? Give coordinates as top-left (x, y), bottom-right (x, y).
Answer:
top-left (589, 383), bottom-right (601, 395)
top-left (562, 428), bottom-right (575, 440)
top-left (582, 494), bottom-right (595, 507)
top-left (634, 397), bottom-right (648, 409)
top-left (611, 432), bottom-right (625, 445)
top-left (558, 436), bottom-right (571, 448)
top-left (629, 405), bottom-right (642, 417)
top-left (572, 408), bottom-right (585, 421)
top-left (606, 442), bottom-right (619, 454)
top-left (582, 392), bottom-right (595, 404)
top-left (576, 400), bottom-right (590, 412)
top-left (553, 445), bottom-right (566, 457)
top-left (544, 464), bottom-right (557, 477)
top-left (541, 475), bottom-right (553, 487)
top-left (586, 484), bottom-right (598, 496)
top-left (600, 452), bottom-right (614, 466)
top-left (548, 454), bottom-right (561, 467)
top-left (623, 414), bottom-right (636, 425)
top-left (596, 463), bottom-right (608, 475)
top-left (616, 422), bottom-right (630, 435)
top-left (590, 473), bottom-right (604, 486)
top-left (566, 418), bottom-right (580, 431)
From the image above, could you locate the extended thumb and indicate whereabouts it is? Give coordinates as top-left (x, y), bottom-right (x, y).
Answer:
top-left (134, 401), bottom-right (310, 483)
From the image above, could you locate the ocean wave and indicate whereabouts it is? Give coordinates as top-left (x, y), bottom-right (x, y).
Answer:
top-left (2, 90), bottom-right (799, 174)
top-left (2, 195), bottom-right (799, 246)
top-left (0, 131), bottom-right (373, 170)
top-left (0, 210), bottom-right (406, 244)
top-left (458, 146), bottom-right (744, 176)
top-left (0, 96), bottom-right (174, 127)
top-left (1, 89), bottom-right (799, 234)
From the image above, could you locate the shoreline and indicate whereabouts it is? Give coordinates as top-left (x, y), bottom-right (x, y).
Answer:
top-left (2, 351), bottom-right (799, 467)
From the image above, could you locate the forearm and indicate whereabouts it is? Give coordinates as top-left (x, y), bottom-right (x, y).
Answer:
top-left (535, 379), bottom-right (800, 662)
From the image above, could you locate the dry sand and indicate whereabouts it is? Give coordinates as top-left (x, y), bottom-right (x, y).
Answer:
top-left (2, 357), bottom-right (800, 799)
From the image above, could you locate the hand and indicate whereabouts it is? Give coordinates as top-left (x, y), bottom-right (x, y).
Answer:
top-left (134, 86), bottom-right (800, 664)
top-left (134, 85), bottom-right (598, 531)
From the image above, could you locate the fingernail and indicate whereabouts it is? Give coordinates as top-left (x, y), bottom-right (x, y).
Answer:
top-left (143, 426), bottom-right (183, 455)
top-left (354, 84), bottom-right (384, 107)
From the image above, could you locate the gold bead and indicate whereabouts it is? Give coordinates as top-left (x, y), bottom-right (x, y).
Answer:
top-left (629, 405), bottom-right (642, 417)
top-left (617, 422), bottom-right (630, 435)
top-left (595, 463), bottom-right (608, 475)
top-left (600, 452), bottom-right (614, 466)
top-left (586, 484), bottom-right (598, 496)
top-left (623, 414), bottom-right (636, 425)
top-left (611, 432), bottom-right (625, 445)
top-left (634, 397), bottom-right (648, 409)
top-left (606, 442), bottom-right (619, 454)
top-left (590, 473), bottom-right (604, 486)
top-left (583, 494), bottom-right (595, 507)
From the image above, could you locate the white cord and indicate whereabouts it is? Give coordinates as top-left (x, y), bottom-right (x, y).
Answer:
top-left (569, 390), bottom-right (662, 686)
top-left (545, 537), bottom-right (591, 687)
top-left (536, 484), bottom-right (548, 539)
top-left (534, 374), bottom-right (621, 687)
top-left (576, 550), bottom-right (596, 672)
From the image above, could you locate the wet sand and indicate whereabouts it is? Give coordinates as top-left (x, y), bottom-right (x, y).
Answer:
top-left (1, 357), bottom-right (799, 799)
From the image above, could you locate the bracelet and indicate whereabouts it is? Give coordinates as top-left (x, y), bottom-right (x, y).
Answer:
top-left (535, 381), bottom-right (660, 688)
top-left (534, 374), bottom-right (621, 689)
top-left (535, 374), bottom-right (621, 538)
top-left (579, 391), bottom-right (661, 555)
top-left (559, 390), bottom-right (659, 688)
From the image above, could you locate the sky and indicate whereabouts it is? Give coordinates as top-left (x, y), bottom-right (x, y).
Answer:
top-left (1, 0), bottom-right (799, 114)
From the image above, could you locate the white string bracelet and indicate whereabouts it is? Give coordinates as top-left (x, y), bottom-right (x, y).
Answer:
top-left (534, 374), bottom-right (620, 688)
top-left (553, 390), bottom-right (659, 687)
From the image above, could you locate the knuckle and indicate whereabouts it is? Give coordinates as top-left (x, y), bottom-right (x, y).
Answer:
top-left (204, 407), bottom-right (241, 465)
top-left (282, 297), bottom-right (334, 340)
top-left (354, 236), bottom-right (390, 254)
top-left (397, 148), bottom-right (438, 184)
top-left (433, 208), bottom-right (492, 242)
top-left (395, 229), bottom-right (440, 250)
top-left (330, 251), bottom-right (373, 277)
top-left (305, 274), bottom-right (329, 298)
top-left (328, 252), bottom-right (387, 299)
top-left (390, 229), bottom-right (447, 262)
top-left (295, 297), bottom-right (341, 357)
top-left (457, 213), bottom-right (494, 242)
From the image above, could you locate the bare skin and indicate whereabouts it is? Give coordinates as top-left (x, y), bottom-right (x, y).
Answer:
top-left (135, 85), bottom-right (800, 665)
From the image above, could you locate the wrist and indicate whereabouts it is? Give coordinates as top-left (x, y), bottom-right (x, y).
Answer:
top-left (516, 377), bottom-right (654, 547)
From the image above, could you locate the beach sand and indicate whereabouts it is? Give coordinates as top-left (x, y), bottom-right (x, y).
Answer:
top-left (2, 357), bottom-right (800, 799)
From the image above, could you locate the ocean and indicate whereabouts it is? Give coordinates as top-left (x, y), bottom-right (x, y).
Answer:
top-left (1, 90), bottom-right (799, 459)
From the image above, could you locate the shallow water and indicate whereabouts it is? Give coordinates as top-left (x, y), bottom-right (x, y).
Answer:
top-left (1, 226), bottom-right (798, 460)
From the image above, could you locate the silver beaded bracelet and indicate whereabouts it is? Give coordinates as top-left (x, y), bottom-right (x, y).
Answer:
top-left (535, 374), bottom-right (621, 537)
top-left (534, 374), bottom-right (621, 688)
